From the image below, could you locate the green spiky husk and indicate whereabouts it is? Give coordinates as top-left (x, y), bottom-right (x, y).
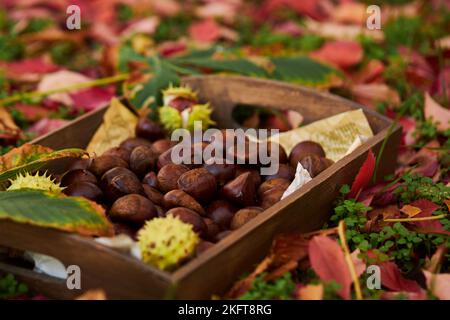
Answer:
top-left (187, 103), bottom-right (216, 131)
top-left (137, 216), bottom-right (199, 270)
top-left (7, 171), bottom-right (63, 193)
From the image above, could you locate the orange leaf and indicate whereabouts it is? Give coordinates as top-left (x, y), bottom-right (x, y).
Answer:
top-left (400, 204), bottom-right (422, 217)
top-left (297, 284), bottom-right (324, 300)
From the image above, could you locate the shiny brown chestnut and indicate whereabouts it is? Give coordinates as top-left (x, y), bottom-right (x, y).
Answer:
top-left (214, 230), bottom-right (232, 242)
top-left (234, 167), bottom-right (262, 188)
top-left (142, 171), bottom-right (158, 188)
top-left (299, 154), bottom-right (331, 178)
top-left (196, 240), bottom-right (214, 255)
top-left (163, 189), bottom-right (205, 215)
top-left (63, 182), bottom-right (103, 201)
top-left (60, 169), bottom-right (97, 187)
top-left (289, 140), bottom-right (326, 168)
top-left (103, 172), bottom-right (144, 202)
top-left (258, 178), bottom-right (291, 197)
top-left (222, 172), bottom-right (257, 207)
top-left (260, 188), bottom-right (286, 209)
top-left (135, 118), bottom-right (166, 142)
top-left (89, 155), bottom-right (128, 176)
top-left (203, 218), bottom-right (220, 240)
top-left (230, 207), bottom-right (263, 230)
top-left (177, 168), bottom-right (217, 202)
top-left (207, 200), bottom-right (236, 230)
top-left (203, 163), bottom-right (236, 186)
top-left (166, 207), bottom-right (207, 237)
top-left (263, 163), bottom-right (294, 182)
top-left (129, 145), bottom-right (157, 177)
top-left (109, 194), bottom-right (156, 225)
top-left (119, 137), bottom-right (152, 151)
top-left (142, 184), bottom-right (164, 206)
top-left (103, 147), bottom-right (131, 163)
top-left (157, 164), bottom-right (189, 193)
top-left (151, 139), bottom-right (175, 155)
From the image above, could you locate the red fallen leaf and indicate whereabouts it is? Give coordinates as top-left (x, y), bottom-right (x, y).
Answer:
top-left (424, 93), bottom-right (450, 131)
top-left (352, 59), bottom-right (385, 84)
top-left (348, 150), bottom-right (376, 199)
top-left (378, 261), bottom-right (422, 293)
top-left (399, 47), bottom-right (434, 92)
top-left (358, 181), bottom-right (399, 207)
top-left (410, 199), bottom-right (440, 217)
top-left (412, 220), bottom-right (450, 236)
top-left (270, 233), bottom-right (310, 268)
top-left (308, 235), bottom-right (351, 300)
top-left (258, 0), bottom-right (332, 21)
top-left (402, 140), bottom-right (440, 177)
top-left (351, 249), bottom-right (366, 278)
top-left (423, 270), bottom-right (450, 300)
top-left (27, 118), bottom-right (69, 137)
top-left (121, 16), bottom-right (160, 38)
top-left (365, 205), bottom-right (401, 233)
top-left (158, 41), bottom-right (187, 57)
top-left (10, 104), bottom-right (51, 122)
top-left (189, 19), bottom-right (221, 43)
top-left (350, 83), bottom-right (400, 108)
top-left (0, 58), bottom-right (59, 82)
top-left (397, 116), bottom-right (417, 147)
top-left (310, 41), bottom-right (363, 68)
top-left (332, 2), bottom-right (367, 25)
top-left (70, 86), bottom-right (114, 113)
top-left (273, 21), bottom-right (303, 36)
top-left (431, 66), bottom-right (450, 99)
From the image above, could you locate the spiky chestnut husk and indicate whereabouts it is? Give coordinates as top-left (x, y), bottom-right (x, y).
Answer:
top-left (158, 103), bottom-right (216, 132)
top-left (137, 216), bottom-right (199, 270)
top-left (162, 84), bottom-right (198, 106)
top-left (187, 104), bottom-right (216, 131)
top-left (7, 172), bottom-right (63, 193)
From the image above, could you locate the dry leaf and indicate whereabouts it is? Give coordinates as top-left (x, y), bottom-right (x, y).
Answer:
top-left (0, 107), bottom-right (20, 140)
top-left (423, 270), bottom-right (450, 300)
top-left (400, 204), bottom-right (422, 218)
top-left (424, 93), bottom-right (450, 131)
top-left (297, 284), bottom-right (324, 300)
top-left (76, 289), bottom-right (107, 300)
top-left (86, 98), bottom-right (138, 156)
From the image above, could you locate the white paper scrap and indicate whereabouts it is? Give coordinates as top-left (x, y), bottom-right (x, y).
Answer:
top-left (281, 162), bottom-right (312, 200)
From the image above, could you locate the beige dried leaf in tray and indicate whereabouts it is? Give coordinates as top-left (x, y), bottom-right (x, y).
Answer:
top-left (86, 98), bottom-right (138, 156)
top-left (271, 109), bottom-right (373, 162)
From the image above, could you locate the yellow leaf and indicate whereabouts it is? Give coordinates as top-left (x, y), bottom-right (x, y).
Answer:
top-left (297, 284), bottom-right (323, 300)
top-left (86, 98), bottom-right (138, 156)
top-left (400, 204), bottom-right (422, 217)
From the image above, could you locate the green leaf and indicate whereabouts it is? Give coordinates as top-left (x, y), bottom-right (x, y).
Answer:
top-left (0, 190), bottom-right (113, 236)
top-left (174, 57), bottom-right (268, 77)
top-left (270, 56), bottom-right (339, 86)
top-left (0, 144), bottom-right (86, 188)
top-left (131, 56), bottom-right (180, 110)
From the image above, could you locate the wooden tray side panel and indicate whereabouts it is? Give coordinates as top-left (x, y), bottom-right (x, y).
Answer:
top-left (173, 127), bottom-right (401, 299)
top-left (0, 221), bottom-right (172, 299)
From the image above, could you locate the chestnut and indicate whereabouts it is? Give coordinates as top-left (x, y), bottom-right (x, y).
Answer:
top-left (129, 145), bottom-right (157, 177)
top-left (167, 207), bottom-right (207, 237)
top-left (157, 164), bottom-right (189, 193)
top-left (234, 167), bottom-right (261, 188)
top-left (222, 172), bottom-right (257, 207)
top-left (214, 230), bottom-right (232, 242)
top-left (260, 188), bottom-right (286, 209)
top-left (258, 178), bottom-right (290, 197)
top-left (203, 163), bottom-right (236, 186)
top-left (89, 155), bottom-right (128, 176)
top-left (177, 168), bottom-right (217, 203)
top-left (142, 184), bottom-right (164, 206)
top-left (135, 118), bottom-right (166, 141)
top-left (263, 163), bottom-right (294, 182)
top-left (299, 154), bottom-right (329, 177)
top-left (110, 194), bottom-right (156, 225)
top-left (101, 167), bottom-right (136, 186)
top-left (157, 147), bottom-right (174, 170)
top-left (207, 200), bottom-right (236, 230)
top-left (67, 158), bottom-right (92, 171)
top-left (264, 142), bottom-right (288, 164)
top-left (64, 182), bottom-right (103, 201)
top-left (289, 141), bottom-right (325, 168)
top-left (103, 147), bottom-right (131, 163)
top-left (103, 171), bottom-right (144, 202)
top-left (163, 189), bottom-right (205, 215)
top-left (203, 218), bottom-right (220, 240)
top-left (196, 240), bottom-right (214, 255)
top-left (120, 137), bottom-right (152, 151)
top-left (142, 171), bottom-right (158, 188)
top-left (60, 169), bottom-right (97, 187)
top-left (113, 223), bottom-right (137, 239)
top-left (151, 139), bottom-right (175, 155)
top-left (230, 207), bottom-right (263, 230)
top-left (155, 205), bottom-right (166, 217)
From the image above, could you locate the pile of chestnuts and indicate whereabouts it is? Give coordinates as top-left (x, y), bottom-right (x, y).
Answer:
top-left (61, 117), bottom-right (334, 255)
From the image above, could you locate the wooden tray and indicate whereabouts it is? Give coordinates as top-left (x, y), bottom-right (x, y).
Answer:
top-left (0, 76), bottom-right (401, 299)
